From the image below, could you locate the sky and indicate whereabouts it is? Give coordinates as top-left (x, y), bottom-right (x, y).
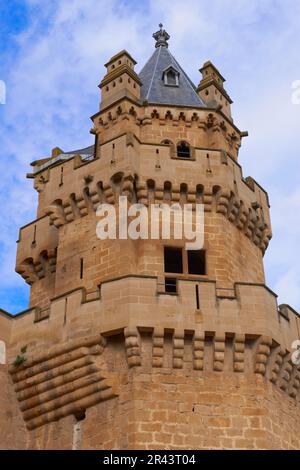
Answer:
top-left (0, 0), bottom-right (299, 314)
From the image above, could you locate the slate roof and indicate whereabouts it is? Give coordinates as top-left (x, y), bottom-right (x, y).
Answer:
top-left (64, 145), bottom-right (95, 156)
top-left (139, 46), bottom-right (206, 108)
top-left (32, 27), bottom-right (205, 173)
top-left (32, 145), bottom-right (95, 174)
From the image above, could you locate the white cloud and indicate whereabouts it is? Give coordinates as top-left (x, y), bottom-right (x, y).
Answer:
top-left (275, 269), bottom-right (300, 309)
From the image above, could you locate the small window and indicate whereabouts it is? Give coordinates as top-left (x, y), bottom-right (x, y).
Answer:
top-left (163, 66), bottom-right (179, 87)
top-left (166, 70), bottom-right (176, 85)
top-left (187, 250), bottom-right (206, 275)
top-left (80, 258), bottom-right (84, 279)
top-left (177, 141), bottom-right (190, 158)
top-left (164, 247), bottom-right (183, 273)
top-left (165, 278), bottom-right (177, 293)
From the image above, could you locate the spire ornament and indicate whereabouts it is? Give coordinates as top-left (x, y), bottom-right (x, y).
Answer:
top-left (153, 23), bottom-right (170, 48)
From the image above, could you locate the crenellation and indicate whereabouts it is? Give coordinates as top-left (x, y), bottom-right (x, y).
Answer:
top-left (213, 333), bottom-right (226, 371)
top-left (152, 327), bottom-right (164, 368)
top-left (277, 355), bottom-right (294, 392)
top-left (233, 334), bottom-right (245, 373)
top-left (254, 336), bottom-right (272, 376)
top-left (172, 331), bottom-right (185, 369)
top-left (270, 346), bottom-right (287, 384)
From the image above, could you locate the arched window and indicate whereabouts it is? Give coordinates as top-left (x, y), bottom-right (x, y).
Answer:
top-left (177, 141), bottom-right (190, 158)
top-left (163, 181), bottom-right (172, 202)
top-left (166, 70), bottom-right (176, 85)
top-left (147, 179), bottom-right (155, 204)
top-left (162, 66), bottom-right (179, 87)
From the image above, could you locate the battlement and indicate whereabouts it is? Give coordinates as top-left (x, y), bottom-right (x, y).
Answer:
top-left (13, 118), bottom-right (274, 311)
top-left (91, 103), bottom-right (244, 160)
top-left (2, 276), bottom-right (299, 351)
top-left (0, 276), bottom-right (300, 442)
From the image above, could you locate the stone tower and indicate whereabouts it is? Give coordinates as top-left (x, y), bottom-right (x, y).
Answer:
top-left (1, 25), bottom-right (300, 450)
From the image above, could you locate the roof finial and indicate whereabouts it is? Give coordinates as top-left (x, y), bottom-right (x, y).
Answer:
top-left (153, 23), bottom-right (170, 48)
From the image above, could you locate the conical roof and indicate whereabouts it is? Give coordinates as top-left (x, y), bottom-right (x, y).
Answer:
top-left (138, 25), bottom-right (206, 108)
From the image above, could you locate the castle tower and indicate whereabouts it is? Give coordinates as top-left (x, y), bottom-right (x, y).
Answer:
top-left (197, 61), bottom-right (233, 119)
top-left (1, 25), bottom-right (300, 450)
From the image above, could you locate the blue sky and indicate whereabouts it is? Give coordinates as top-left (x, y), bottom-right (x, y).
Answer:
top-left (0, 0), bottom-right (300, 313)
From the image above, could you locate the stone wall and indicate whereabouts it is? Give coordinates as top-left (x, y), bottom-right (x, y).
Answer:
top-left (1, 281), bottom-right (300, 449)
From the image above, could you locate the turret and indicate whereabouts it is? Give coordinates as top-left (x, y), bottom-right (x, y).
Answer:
top-left (99, 50), bottom-right (141, 110)
top-left (197, 60), bottom-right (233, 119)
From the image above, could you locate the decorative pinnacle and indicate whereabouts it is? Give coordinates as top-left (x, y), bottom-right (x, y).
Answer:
top-left (153, 23), bottom-right (170, 48)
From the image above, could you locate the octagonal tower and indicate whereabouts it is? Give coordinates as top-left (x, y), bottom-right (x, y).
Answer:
top-left (1, 25), bottom-right (300, 450)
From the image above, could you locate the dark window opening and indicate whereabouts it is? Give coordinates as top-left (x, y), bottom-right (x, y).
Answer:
top-left (59, 166), bottom-right (64, 186)
top-left (80, 258), bottom-right (84, 279)
top-left (163, 67), bottom-right (179, 87)
top-left (195, 284), bottom-right (200, 309)
top-left (74, 409), bottom-right (86, 422)
top-left (165, 278), bottom-right (177, 293)
top-left (164, 247), bottom-right (183, 273)
top-left (163, 68), bottom-right (179, 86)
top-left (177, 141), bottom-right (190, 158)
top-left (187, 250), bottom-right (206, 275)
top-left (31, 225), bottom-right (37, 247)
top-left (167, 70), bottom-right (176, 85)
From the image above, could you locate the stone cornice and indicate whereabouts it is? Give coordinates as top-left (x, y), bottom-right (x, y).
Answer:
top-left (104, 49), bottom-right (137, 67)
top-left (99, 63), bottom-right (142, 89)
top-left (37, 172), bottom-right (271, 254)
top-left (9, 334), bottom-right (118, 430)
top-left (8, 325), bottom-right (300, 430)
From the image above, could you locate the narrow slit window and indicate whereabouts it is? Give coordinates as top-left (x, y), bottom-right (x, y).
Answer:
top-left (31, 225), bottom-right (37, 246)
top-left (59, 166), bottom-right (64, 186)
top-left (164, 247), bottom-right (183, 273)
top-left (187, 250), bottom-right (206, 275)
top-left (195, 284), bottom-right (200, 309)
top-left (80, 258), bottom-right (84, 279)
top-left (72, 410), bottom-right (86, 450)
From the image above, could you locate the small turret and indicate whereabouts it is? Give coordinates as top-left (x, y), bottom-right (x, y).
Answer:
top-left (197, 61), bottom-right (233, 119)
top-left (99, 50), bottom-right (142, 110)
